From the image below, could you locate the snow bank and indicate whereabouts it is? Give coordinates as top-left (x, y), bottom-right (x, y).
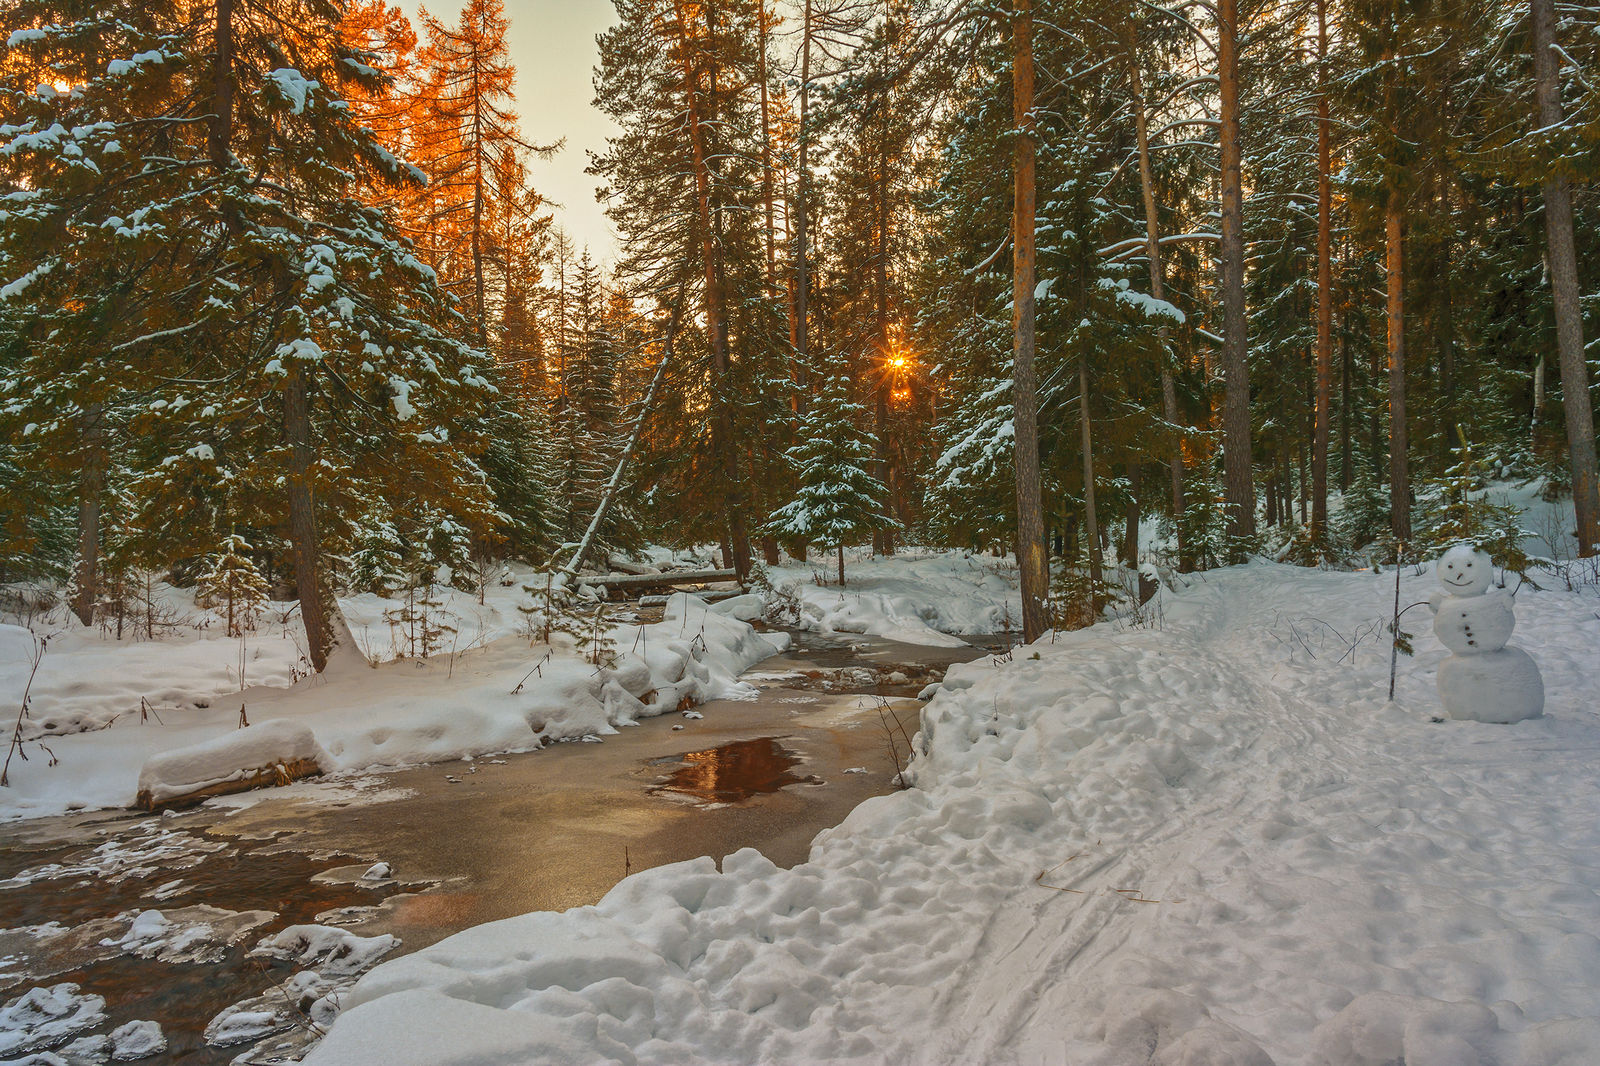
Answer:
top-left (764, 548), bottom-right (1021, 644)
top-left (1, 566), bottom-right (787, 820)
top-left (134, 720), bottom-right (333, 809)
top-left (308, 561), bottom-right (1600, 1065)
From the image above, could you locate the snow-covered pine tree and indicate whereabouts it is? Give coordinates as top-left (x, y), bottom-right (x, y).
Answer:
top-left (765, 374), bottom-right (897, 585)
top-left (196, 533), bottom-right (272, 637)
top-left (1, 0), bottom-right (504, 672)
top-left (349, 518), bottom-right (409, 596)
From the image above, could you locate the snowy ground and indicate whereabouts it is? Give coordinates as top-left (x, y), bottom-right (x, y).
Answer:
top-left (0, 570), bottom-right (787, 820)
top-left (0, 550), bottom-right (1010, 820)
top-left (304, 558), bottom-right (1600, 1066)
top-left (763, 548), bottom-right (1023, 646)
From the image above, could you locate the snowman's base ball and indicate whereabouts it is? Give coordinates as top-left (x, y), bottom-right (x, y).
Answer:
top-left (1438, 646), bottom-right (1545, 724)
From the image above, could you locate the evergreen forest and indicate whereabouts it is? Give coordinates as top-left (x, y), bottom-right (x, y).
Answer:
top-left (3, 0), bottom-right (1598, 662)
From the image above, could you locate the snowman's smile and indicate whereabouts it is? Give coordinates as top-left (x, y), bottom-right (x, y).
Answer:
top-left (1445, 575), bottom-right (1474, 586)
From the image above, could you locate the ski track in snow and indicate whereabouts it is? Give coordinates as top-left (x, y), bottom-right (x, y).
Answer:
top-left (306, 562), bottom-right (1600, 1065)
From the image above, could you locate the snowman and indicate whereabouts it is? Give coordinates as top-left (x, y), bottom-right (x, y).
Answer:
top-left (1427, 544), bottom-right (1543, 723)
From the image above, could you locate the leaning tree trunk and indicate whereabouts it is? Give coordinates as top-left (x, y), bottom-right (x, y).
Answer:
top-left (1530, 0), bottom-right (1600, 556)
top-left (1012, 0), bottom-right (1049, 641)
top-left (563, 286), bottom-right (686, 577)
top-left (1218, 0), bottom-right (1255, 554)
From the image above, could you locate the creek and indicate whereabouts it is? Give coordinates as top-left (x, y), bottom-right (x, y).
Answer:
top-left (0, 630), bottom-right (998, 1064)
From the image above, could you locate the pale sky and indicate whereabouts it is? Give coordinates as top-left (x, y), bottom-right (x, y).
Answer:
top-left (398, 0), bottom-right (622, 265)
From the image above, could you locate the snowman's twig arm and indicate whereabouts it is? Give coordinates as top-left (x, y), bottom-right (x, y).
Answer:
top-left (1398, 600), bottom-right (1433, 620)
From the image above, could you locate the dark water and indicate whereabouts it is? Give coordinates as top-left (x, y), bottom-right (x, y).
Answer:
top-left (647, 737), bottom-right (821, 804)
top-left (0, 630), bottom-right (990, 1063)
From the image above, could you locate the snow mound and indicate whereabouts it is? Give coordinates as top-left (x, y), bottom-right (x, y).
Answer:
top-left (765, 549), bottom-right (1020, 645)
top-left (134, 720), bottom-right (333, 809)
top-left (250, 925), bottom-right (399, 977)
top-left (109, 1018), bottom-right (165, 1060)
top-left (0, 983), bottom-right (106, 1058)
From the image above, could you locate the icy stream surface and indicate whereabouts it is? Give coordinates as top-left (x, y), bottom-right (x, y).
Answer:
top-left (0, 631), bottom-right (992, 1063)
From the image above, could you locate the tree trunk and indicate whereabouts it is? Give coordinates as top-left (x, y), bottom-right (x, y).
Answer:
top-left (1218, 0), bottom-right (1255, 554)
top-left (470, 55), bottom-right (487, 345)
top-left (1122, 463), bottom-right (1140, 567)
top-left (564, 287), bottom-right (685, 577)
top-left (210, 0), bottom-right (234, 172)
top-left (1386, 185), bottom-right (1411, 541)
top-left (1340, 318), bottom-right (1353, 490)
top-left (756, 0), bottom-right (778, 290)
top-left (792, 0), bottom-right (812, 380)
top-left (70, 410), bottom-right (106, 627)
top-left (873, 127), bottom-right (894, 556)
top-left (1312, 0), bottom-right (1332, 544)
top-left (677, 0), bottom-right (751, 580)
top-left (1080, 357), bottom-right (1102, 596)
top-left (1530, 0), bottom-right (1600, 555)
top-left (1126, 23), bottom-right (1185, 555)
top-left (284, 368), bottom-right (355, 672)
top-left (837, 544), bottom-right (845, 587)
top-left (1012, 0), bottom-right (1049, 641)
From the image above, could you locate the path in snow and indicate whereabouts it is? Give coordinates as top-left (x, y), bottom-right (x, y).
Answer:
top-left (309, 562), bottom-right (1600, 1066)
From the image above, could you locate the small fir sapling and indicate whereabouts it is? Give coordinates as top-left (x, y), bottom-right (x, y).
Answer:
top-left (382, 513), bottom-right (470, 659)
top-left (1413, 431), bottom-right (1537, 577)
top-left (518, 573), bottom-right (585, 646)
top-left (195, 534), bottom-right (271, 637)
top-left (348, 521), bottom-right (408, 596)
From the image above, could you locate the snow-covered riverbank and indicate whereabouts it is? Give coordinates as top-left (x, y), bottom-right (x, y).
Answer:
top-left (307, 559), bottom-right (1600, 1065)
top-left (0, 580), bottom-right (785, 820)
top-left (0, 550), bottom-right (1014, 820)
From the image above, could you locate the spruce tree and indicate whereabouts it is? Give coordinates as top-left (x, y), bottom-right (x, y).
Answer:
top-left (765, 374), bottom-right (897, 585)
top-left (196, 533), bottom-right (272, 637)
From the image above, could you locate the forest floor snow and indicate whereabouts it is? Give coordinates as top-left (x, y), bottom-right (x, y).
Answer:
top-left (304, 559), bottom-right (1600, 1066)
top-left (762, 550), bottom-right (1024, 645)
top-left (0, 571), bottom-right (787, 820)
top-left (0, 549), bottom-right (1006, 819)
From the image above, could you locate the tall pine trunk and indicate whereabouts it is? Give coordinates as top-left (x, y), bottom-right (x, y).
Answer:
top-left (756, 0), bottom-right (778, 290)
top-left (1386, 185), bottom-right (1411, 541)
top-left (792, 0), bottom-right (812, 382)
top-left (1126, 24), bottom-right (1185, 559)
top-left (1012, 0), bottom-right (1049, 641)
top-left (1312, 0), bottom-right (1332, 545)
top-left (284, 369), bottom-right (356, 672)
top-left (1530, 0), bottom-right (1600, 555)
top-left (70, 410), bottom-right (105, 627)
top-left (209, 0), bottom-right (234, 173)
top-left (1080, 357), bottom-right (1101, 597)
top-left (873, 129), bottom-right (894, 556)
top-left (677, 0), bottom-right (751, 580)
top-left (1218, 0), bottom-right (1255, 554)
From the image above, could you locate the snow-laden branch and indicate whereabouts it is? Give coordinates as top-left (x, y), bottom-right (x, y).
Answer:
top-left (1097, 231), bottom-right (1220, 260)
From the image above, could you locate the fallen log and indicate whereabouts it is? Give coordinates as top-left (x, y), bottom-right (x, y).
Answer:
top-left (577, 568), bottom-right (738, 593)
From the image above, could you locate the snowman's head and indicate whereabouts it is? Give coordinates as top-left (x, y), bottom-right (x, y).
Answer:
top-left (1438, 545), bottom-right (1492, 595)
